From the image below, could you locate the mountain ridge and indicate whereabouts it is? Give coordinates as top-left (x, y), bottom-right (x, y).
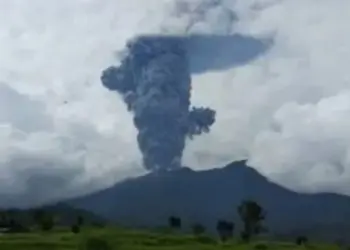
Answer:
top-left (68, 161), bottom-right (350, 240)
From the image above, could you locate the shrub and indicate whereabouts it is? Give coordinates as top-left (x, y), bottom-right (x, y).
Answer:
top-left (77, 215), bottom-right (84, 226)
top-left (71, 224), bottom-right (80, 234)
top-left (216, 220), bottom-right (234, 242)
top-left (41, 217), bottom-right (54, 231)
top-left (168, 216), bottom-right (181, 229)
top-left (5, 220), bottom-right (30, 233)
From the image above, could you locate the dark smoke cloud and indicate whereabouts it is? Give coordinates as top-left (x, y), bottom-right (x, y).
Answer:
top-left (101, 36), bottom-right (216, 172)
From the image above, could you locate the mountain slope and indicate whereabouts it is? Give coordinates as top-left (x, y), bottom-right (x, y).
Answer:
top-left (68, 161), bottom-right (350, 238)
top-left (0, 202), bottom-right (106, 229)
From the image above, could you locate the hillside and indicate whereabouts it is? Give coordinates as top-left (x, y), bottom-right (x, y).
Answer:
top-left (68, 161), bottom-right (350, 241)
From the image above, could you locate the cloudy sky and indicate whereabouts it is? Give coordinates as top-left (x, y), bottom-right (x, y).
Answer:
top-left (1, 0), bottom-right (350, 206)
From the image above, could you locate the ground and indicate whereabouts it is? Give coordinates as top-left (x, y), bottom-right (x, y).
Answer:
top-left (0, 226), bottom-right (339, 250)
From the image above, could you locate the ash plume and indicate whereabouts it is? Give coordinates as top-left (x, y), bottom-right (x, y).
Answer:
top-left (101, 36), bottom-right (216, 172)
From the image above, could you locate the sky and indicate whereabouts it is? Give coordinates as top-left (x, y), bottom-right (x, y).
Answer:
top-left (1, 0), bottom-right (350, 206)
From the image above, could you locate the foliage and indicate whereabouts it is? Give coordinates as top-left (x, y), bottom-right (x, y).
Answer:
top-left (71, 224), bottom-right (80, 234)
top-left (0, 226), bottom-right (339, 250)
top-left (216, 220), bottom-right (234, 242)
top-left (296, 236), bottom-right (308, 245)
top-left (238, 200), bottom-right (266, 242)
top-left (168, 216), bottom-right (181, 229)
top-left (0, 204), bottom-right (104, 230)
top-left (32, 209), bottom-right (45, 225)
top-left (77, 215), bottom-right (84, 226)
top-left (40, 215), bottom-right (54, 231)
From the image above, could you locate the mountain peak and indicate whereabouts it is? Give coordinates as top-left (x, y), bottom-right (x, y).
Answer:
top-left (68, 160), bottom-right (350, 241)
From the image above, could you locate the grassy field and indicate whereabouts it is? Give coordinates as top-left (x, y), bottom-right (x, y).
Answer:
top-left (0, 226), bottom-right (338, 250)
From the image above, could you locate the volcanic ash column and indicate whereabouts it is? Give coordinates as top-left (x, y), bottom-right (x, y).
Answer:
top-left (101, 36), bottom-right (216, 172)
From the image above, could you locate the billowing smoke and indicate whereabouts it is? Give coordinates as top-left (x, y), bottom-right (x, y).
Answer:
top-left (101, 36), bottom-right (216, 171)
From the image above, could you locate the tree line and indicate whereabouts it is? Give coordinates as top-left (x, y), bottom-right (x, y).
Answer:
top-left (168, 199), bottom-right (308, 245)
top-left (168, 200), bottom-right (266, 242)
top-left (0, 200), bottom-right (309, 246)
top-left (0, 208), bottom-right (88, 234)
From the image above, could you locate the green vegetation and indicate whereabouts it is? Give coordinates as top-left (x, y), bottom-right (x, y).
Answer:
top-left (0, 226), bottom-right (338, 250)
top-left (238, 200), bottom-right (266, 242)
top-left (216, 220), bottom-right (234, 242)
top-left (168, 216), bottom-right (181, 230)
top-left (0, 201), bottom-right (342, 249)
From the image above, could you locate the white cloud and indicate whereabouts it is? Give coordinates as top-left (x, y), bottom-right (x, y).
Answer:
top-left (0, 0), bottom-right (153, 206)
top-left (185, 0), bottom-right (350, 195)
top-left (1, 0), bottom-right (350, 206)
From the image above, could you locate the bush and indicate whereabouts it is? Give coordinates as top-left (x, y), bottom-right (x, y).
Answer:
top-left (71, 224), bottom-right (80, 234)
top-left (41, 218), bottom-right (54, 231)
top-left (216, 220), bottom-right (234, 242)
top-left (80, 237), bottom-right (112, 250)
top-left (5, 220), bottom-right (30, 233)
top-left (168, 216), bottom-right (181, 229)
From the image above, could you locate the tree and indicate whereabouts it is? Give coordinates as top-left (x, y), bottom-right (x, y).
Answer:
top-left (216, 220), bottom-right (234, 242)
top-left (41, 216), bottom-right (54, 231)
top-left (296, 236), bottom-right (308, 245)
top-left (7, 219), bottom-right (29, 233)
top-left (192, 223), bottom-right (206, 235)
top-left (0, 211), bottom-right (9, 227)
top-left (77, 215), bottom-right (84, 226)
top-left (168, 216), bottom-right (181, 229)
top-left (33, 209), bottom-right (45, 226)
top-left (31, 209), bottom-right (54, 231)
top-left (238, 200), bottom-right (266, 242)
